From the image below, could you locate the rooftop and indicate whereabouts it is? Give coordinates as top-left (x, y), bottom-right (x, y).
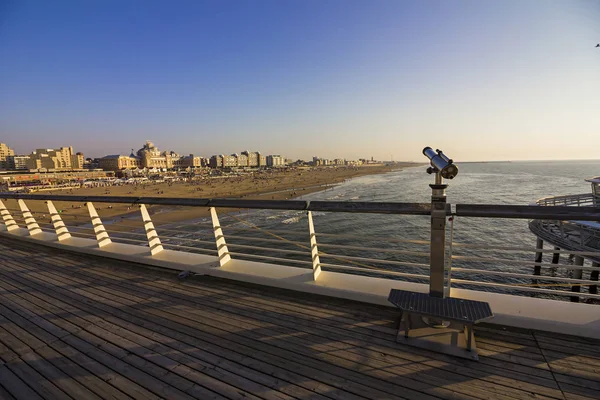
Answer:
top-left (0, 237), bottom-right (597, 400)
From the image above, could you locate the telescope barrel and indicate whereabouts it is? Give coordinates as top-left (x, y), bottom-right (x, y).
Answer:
top-left (423, 147), bottom-right (437, 160)
top-left (436, 150), bottom-right (452, 164)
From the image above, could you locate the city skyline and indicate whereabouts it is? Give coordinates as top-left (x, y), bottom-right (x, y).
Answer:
top-left (1, 1), bottom-right (599, 162)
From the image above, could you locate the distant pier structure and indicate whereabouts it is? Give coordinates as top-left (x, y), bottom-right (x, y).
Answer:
top-left (529, 177), bottom-right (600, 301)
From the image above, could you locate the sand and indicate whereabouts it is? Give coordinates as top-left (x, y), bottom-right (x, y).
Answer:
top-left (3, 163), bottom-right (418, 228)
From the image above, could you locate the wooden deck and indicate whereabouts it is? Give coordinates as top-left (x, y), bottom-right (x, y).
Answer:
top-left (0, 237), bottom-right (598, 400)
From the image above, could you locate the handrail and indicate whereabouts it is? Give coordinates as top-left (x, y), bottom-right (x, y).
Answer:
top-left (454, 204), bottom-right (600, 221)
top-left (0, 193), bottom-right (432, 215)
top-left (2, 193), bottom-right (600, 220)
top-left (535, 193), bottom-right (596, 206)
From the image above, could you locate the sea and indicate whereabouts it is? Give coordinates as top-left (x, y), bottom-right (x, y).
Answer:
top-left (159, 160), bottom-right (600, 299)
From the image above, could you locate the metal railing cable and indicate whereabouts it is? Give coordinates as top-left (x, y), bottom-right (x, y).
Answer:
top-left (223, 212), bottom-right (425, 274)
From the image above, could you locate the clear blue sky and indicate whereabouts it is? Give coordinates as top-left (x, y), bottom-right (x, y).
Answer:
top-left (1, 0), bottom-right (599, 161)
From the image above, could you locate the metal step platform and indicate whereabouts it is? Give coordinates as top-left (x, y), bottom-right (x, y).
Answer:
top-left (388, 289), bottom-right (494, 360)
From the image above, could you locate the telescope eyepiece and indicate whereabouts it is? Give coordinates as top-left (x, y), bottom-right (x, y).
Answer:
top-left (422, 146), bottom-right (458, 180)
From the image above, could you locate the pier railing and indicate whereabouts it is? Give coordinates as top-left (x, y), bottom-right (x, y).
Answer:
top-left (535, 193), bottom-right (597, 207)
top-left (1, 193), bottom-right (599, 303)
top-left (530, 192), bottom-right (600, 264)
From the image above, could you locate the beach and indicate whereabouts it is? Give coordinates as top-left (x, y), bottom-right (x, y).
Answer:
top-left (3, 163), bottom-right (417, 228)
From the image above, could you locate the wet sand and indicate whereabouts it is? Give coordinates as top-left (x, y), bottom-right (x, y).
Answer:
top-left (4, 163), bottom-right (417, 228)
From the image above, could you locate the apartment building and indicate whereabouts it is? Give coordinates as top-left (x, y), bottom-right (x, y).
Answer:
top-left (172, 155), bottom-right (202, 168)
top-left (7, 155), bottom-right (29, 170)
top-left (26, 147), bottom-right (84, 171)
top-left (266, 155), bottom-right (286, 167)
top-left (0, 143), bottom-right (15, 170)
top-left (98, 155), bottom-right (140, 171)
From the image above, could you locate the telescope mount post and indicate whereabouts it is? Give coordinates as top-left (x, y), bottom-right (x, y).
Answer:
top-left (429, 170), bottom-right (448, 298)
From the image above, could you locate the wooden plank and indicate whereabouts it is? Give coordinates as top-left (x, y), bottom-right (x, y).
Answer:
top-left (4, 241), bottom-right (600, 400)
top-left (19, 350), bottom-right (102, 400)
top-left (549, 361), bottom-right (600, 385)
top-left (0, 381), bottom-right (17, 400)
top-left (0, 261), bottom-right (388, 400)
top-left (17, 264), bottom-right (479, 400)
top-left (0, 325), bottom-right (30, 362)
top-left (18, 280), bottom-right (412, 400)
top-left (90, 276), bottom-right (568, 396)
top-left (0, 272), bottom-right (366, 400)
top-left (49, 245), bottom-right (403, 324)
top-left (174, 274), bottom-right (400, 329)
top-left (1, 268), bottom-right (291, 400)
top-left (5, 358), bottom-right (69, 399)
top-left (5, 256), bottom-right (556, 400)
top-left (557, 381), bottom-right (600, 400)
top-left (75, 264), bottom-right (547, 370)
top-left (83, 324), bottom-right (262, 400)
top-left (0, 286), bottom-right (155, 400)
top-left (91, 265), bottom-right (560, 385)
top-left (1, 278), bottom-right (136, 400)
top-left (0, 282), bottom-right (185, 400)
top-left (32, 343), bottom-right (132, 400)
top-left (534, 335), bottom-right (600, 357)
top-left (0, 312), bottom-right (93, 399)
top-left (0, 302), bottom-right (147, 400)
top-left (2, 248), bottom-right (552, 398)
top-left (0, 278), bottom-right (221, 400)
top-left (103, 270), bottom-right (556, 378)
top-left (3, 278), bottom-right (331, 400)
top-left (0, 364), bottom-right (43, 400)
top-left (1, 258), bottom-right (427, 400)
top-left (534, 330), bottom-right (600, 346)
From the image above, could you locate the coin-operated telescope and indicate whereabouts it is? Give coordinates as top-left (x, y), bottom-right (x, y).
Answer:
top-left (422, 146), bottom-right (458, 298)
top-left (422, 147), bottom-right (458, 181)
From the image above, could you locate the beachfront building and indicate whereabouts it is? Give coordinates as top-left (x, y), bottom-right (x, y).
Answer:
top-left (267, 155), bottom-right (286, 167)
top-left (73, 152), bottom-right (85, 169)
top-left (98, 155), bottom-right (141, 172)
top-left (136, 141), bottom-right (174, 169)
top-left (172, 154), bottom-right (202, 169)
top-left (237, 152), bottom-right (249, 167)
top-left (209, 155), bottom-right (223, 168)
top-left (232, 153), bottom-right (247, 168)
top-left (7, 155), bottom-right (29, 170)
top-left (222, 155), bottom-right (237, 168)
top-left (26, 147), bottom-right (85, 171)
top-left (241, 150), bottom-right (264, 167)
top-left (134, 141), bottom-right (204, 170)
top-left (312, 157), bottom-right (332, 166)
top-left (0, 143), bottom-right (15, 170)
top-left (209, 151), bottom-right (267, 169)
top-left (84, 158), bottom-right (102, 170)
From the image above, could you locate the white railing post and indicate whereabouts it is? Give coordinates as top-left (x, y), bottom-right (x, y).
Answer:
top-left (46, 200), bottom-right (71, 241)
top-left (0, 200), bottom-right (19, 231)
top-left (86, 202), bottom-right (112, 247)
top-left (210, 207), bottom-right (230, 266)
top-left (307, 211), bottom-right (321, 280)
top-left (139, 204), bottom-right (163, 255)
top-left (18, 199), bottom-right (42, 235)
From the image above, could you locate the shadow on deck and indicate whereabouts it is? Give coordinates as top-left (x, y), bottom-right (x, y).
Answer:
top-left (0, 236), bottom-right (598, 400)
